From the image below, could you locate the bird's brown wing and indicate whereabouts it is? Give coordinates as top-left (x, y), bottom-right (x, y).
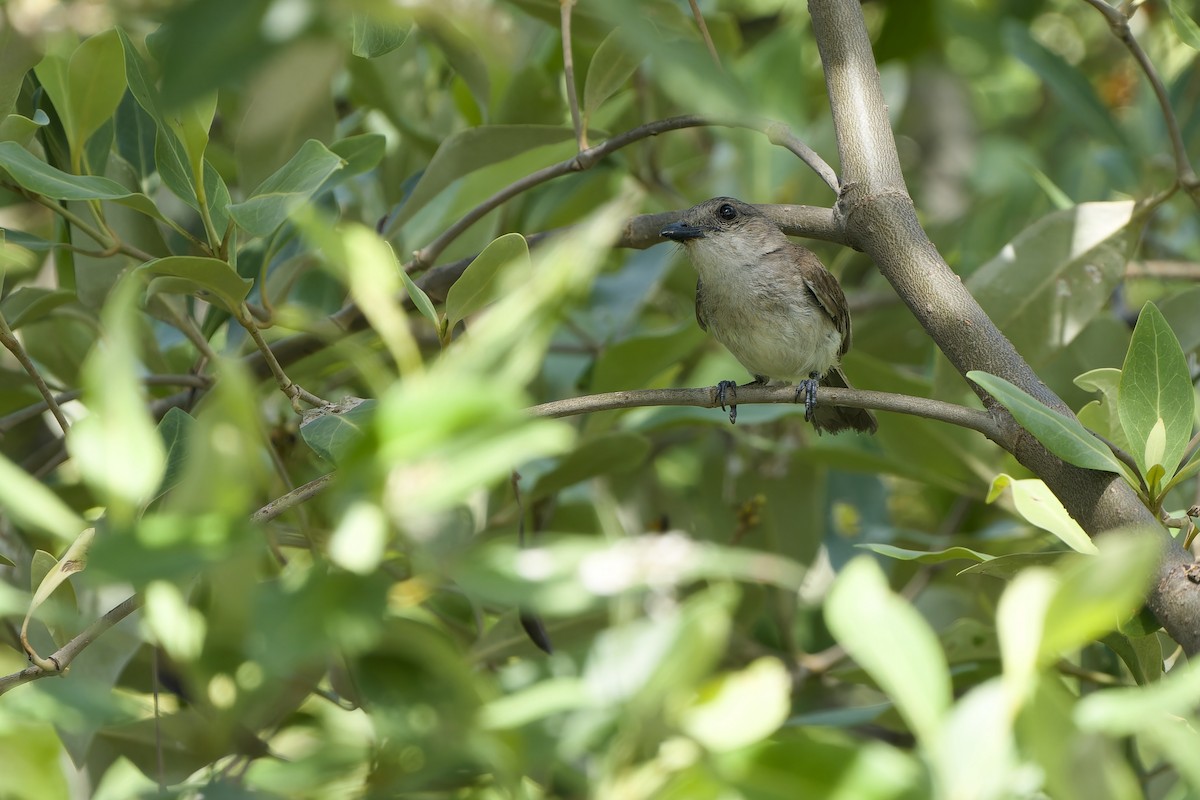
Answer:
top-left (694, 277), bottom-right (708, 332)
top-left (795, 247), bottom-right (852, 357)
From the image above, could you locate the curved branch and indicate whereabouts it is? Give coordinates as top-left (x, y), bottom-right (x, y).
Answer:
top-left (0, 594), bottom-right (142, 696)
top-left (406, 115), bottom-right (838, 270)
top-left (250, 472), bottom-right (336, 524)
top-left (529, 384), bottom-right (1002, 439)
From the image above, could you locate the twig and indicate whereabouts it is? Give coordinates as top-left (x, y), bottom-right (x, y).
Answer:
top-left (250, 472), bottom-right (336, 524)
top-left (1079, 0), bottom-right (1200, 202)
top-left (239, 311), bottom-right (330, 413)
top-left (405, 115), bottom-right (839, 269)
top-left (560, 0), bottom-right (586, 150)
top-left (0, 375), bottom-right (211, 434)
top-left (0, 312), bottom-right (71, 435)
top-left (0, 594), bottom-right (143, 696)
top-left (687, 0), bottom-right (723, 69)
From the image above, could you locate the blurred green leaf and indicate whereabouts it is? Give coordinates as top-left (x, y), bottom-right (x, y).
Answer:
top-left (986, 474), bottom-right (1096, 554)
top-left (66, 277), bottom-right (166, 516)
top-left (680, 657), bottom-right (791, 752)
top-left (0, 454), bottom-right (87, 544)
top-left (591, 324), bottom-right (706, 394)
top-left (967, 201), bottom-right (1138, 366)
top-left (1101, 631), bottom-right (1161, 686)
top-left (528, 431), bottom-right (651, 500)
top-left (138, 256), bottom-right (253, 314)
top-left (958, 552), bottom-right (1064, 578)
top-left (1078, 652), bottom-right (1200, 735)
top-left (1003, 22), bottom-right (1128, 149)
top-left (967, 371), bottom-right (1131, 479)
top-left (228, 139), bottom-right (344, 237)
top-left (825, 556), bottom-right (951, 744)
top-left (583, 29), bottom-right (643, 126)
top-left (444, 232), bottom-right (530, 330)
top-left (1118, 302), bottom-right (1194, 480)
top-left (0, 140), bottom-right (132, 200)
top-left (1169, 0), bottom-right (1200, 50)
top-left (300, 398), bottom-right (375, 465)
top-left (384, 125), bottom-right (577, 233)
top-left (352, 13), bottom-right (410, 58)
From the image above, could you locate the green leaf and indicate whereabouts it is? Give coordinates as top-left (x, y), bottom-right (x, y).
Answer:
top-left (0, 287), bottom-right (76, 330)
top-left (1169, 0), bottom-right (1200, 49)
top-left (0, 140), bottom-right (133, 200)
top-left (825, 556), bottom-right (951, 744)
top-left (0, 24), bottom-right (41, 117)
top-left (1074, 367), bottom-right (1130, 452)
top-left (67, 29), bottom-right (127, 161)
top-left (138, 256), bottom-right (253, 314)
top-left (0, 111), bottom-right (49, 146)
top-left (400, 268), bottom-right (439, 331)
top-left (329, 132), bottom-right (387, 176)
top-left (383, 125), bottom-right (577, 234)
top-left (300, 398), bottom-right (375, 465)
top-left (352, 13), bottom-right (410, 58)
top-left (966, 201), bottom-right (1137, 366)
top-left (583, 29), bottom-right (643, 125)
top-left (227, 139), bottom-right (345, 237)
top-left (967, 371), bottom-right (1131, 478)
top-left (0, 452), bottom-right (87, 543)
top-left (856, 543), bottom-right (993, 564)
top-left (1101, 631), bottom-right (1161, 686)
top-left (445, 232), bottom-right (530, 329)
top-left (154, 407), bottom-right (195, 501)
top-left (1118, 302), bottom-right (1194, 480)
top-left (957, 551), bottom-right (1064, 578)
top-left (527, 432), bottom-right (652, 500)
top-left (22, 528), bottom-right (94, 664)
top-left (986, 474), bottom-right (1096, 554)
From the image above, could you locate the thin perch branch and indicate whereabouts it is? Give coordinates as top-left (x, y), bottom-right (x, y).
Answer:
top-left (0, 594), bottom-right (143, 696)
top-left (0, 313), bottom-right (71, 435)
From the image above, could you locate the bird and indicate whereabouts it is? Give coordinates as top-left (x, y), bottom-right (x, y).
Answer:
top-left (660, 196), bottom-right (877, 435)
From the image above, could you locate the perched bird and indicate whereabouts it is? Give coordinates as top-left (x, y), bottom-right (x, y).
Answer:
top-left (660, 197), bottom-right (877, 435)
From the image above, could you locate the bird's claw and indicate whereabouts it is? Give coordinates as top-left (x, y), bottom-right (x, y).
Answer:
top-left (796, 372), bottom-right (819, 422)
top-left (716, 380), bottom-right (738, 425)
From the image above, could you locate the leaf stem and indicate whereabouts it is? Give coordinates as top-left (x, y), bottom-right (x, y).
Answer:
top-left (0, 312), bottom-right (71, 435)
top-left (559, 0), bottom-right (586, 150)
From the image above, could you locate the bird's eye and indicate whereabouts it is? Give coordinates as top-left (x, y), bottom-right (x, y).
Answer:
top-left (718, 203), bottom-right (737, 221)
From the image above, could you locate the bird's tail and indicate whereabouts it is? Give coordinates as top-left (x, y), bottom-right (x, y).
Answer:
top-left (813, 368), bottom-right (878, 435)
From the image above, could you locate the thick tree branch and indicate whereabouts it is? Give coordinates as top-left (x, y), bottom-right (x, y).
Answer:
top-left (808, 0), bottom-right (1200, 653)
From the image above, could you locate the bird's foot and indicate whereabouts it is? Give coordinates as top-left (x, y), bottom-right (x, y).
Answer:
top-left (796, 372), bottom-right (820, 422)
top-left (716, 380), bottom-right (739, 424)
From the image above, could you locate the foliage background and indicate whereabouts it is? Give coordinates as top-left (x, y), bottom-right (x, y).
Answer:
top-left (0, 0), bottom-right (1198, 797)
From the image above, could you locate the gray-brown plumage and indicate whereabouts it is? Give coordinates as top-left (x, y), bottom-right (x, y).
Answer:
top-left (661, 197), bottom-right (877, 435)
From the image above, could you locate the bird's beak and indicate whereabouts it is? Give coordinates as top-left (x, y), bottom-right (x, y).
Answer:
top-left (660, 221), bottom-right (706, 241)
